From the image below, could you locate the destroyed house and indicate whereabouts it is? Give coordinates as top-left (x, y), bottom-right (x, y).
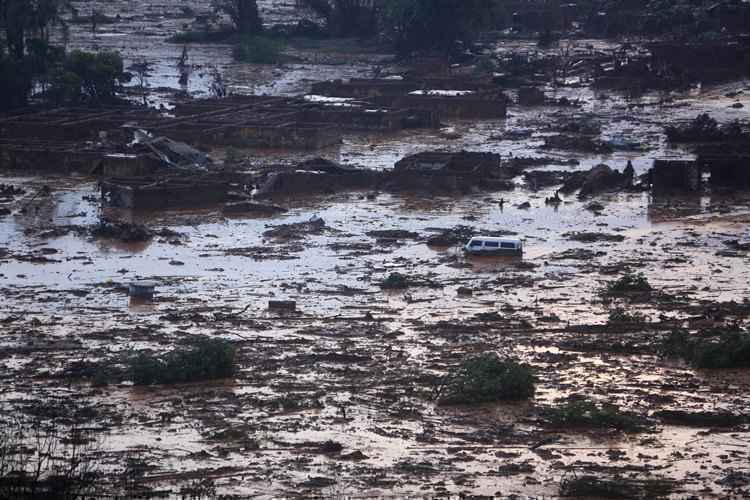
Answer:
top-left (651, 160), bottom-right (701, 192)
top-left (395, 151), bottom-right (502, 176)
top-left (101, 176), bottom-right (229, 210)
top-left (391, 151), bottom-right (508, 192)
top-left (311, 78), bottom-right (508, 119)
top-left (310, 77), bottom-right (497, 99)
top-left (706, 1), bottom-right (750, 33)
top-left (649, 39), bottom-right (750, 81)
top-left (0, 96), bottom-right (450, 174)
top-left (698, 142), bottom-right (750, 189)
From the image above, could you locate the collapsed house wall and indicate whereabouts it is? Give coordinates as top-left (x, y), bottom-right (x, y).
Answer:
top-left (311, 78), bottom-right (508, 119)
top-left (0, 142), bottom-right (108, 173)
top-left (649, 39), bottom-right (750, 82)
top-left (310, 77), bottom-right (497, 98)
top-left (651, 160), bottom-right (701, 192)
top-left (390, 151), bottom-right (510, 192)
top-left (698, 142), bottom-right (750, 189)
top-left (0, 95), bottom-right (446, 173)
top-left (101, 177), bottom-right (229, 209)
top-left (708, 158), bottom-right (750, 188)
top-left (297, 108), bottom-right (440, 131)
top-left (373, 94), bottom-right (507, 119)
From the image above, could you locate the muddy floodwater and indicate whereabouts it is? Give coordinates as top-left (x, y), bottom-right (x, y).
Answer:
top-left (2, 0), bottom-right (750, 499)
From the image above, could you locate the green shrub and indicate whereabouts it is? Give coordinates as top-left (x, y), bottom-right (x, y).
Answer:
top-left (130, 338), bottom-right (237, 385)
top-left (662, 329), bottom-right (750, 369)
top-left (560, 475), bottom-right (674, 499)
top-left (232, 36), bottom-right (284, 64)
top-left (47, 49), bottom-right (129, 104)
top-left (380, 272), bottom-right (409, 290)
top-left (437, 353), bottom-right (535, 405)
top-left (604, 273), bottom-right (652, 296)
top-left (543, 399), bottom-right (648, 432)
top-left (607, 307), bottom-right (647, 325)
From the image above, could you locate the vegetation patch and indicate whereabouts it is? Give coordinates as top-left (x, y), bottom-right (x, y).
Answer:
top-left (233, 36), bottom-right (285, 64)
top-left (560, 475), bottom-right (674, 499)
top-left (436, 353), bottom-right (535, 405)
top-left (542, 398), bottom-right (649, 432)
top-left (607, 307), bottom-right (648, 325)
top-left (661, 329), bottom-right (750, 369)
top-left (380, 272), bottom-right (410, 289)
top-left (665, 113), bottom-right (743, 143)
top-left (603, 273), bottom-right (653, 296)
top-left (167, 30), bottom-right (235, 44)
top-left (130, 337), bottom-right (237, 385)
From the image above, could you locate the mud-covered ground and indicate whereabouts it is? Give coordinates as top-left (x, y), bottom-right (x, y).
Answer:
top-left (2, 0), bottom-right (750, 498)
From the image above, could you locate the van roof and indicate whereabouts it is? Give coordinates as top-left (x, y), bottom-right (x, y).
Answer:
top-left (468, 236), bottom-right (522, 244)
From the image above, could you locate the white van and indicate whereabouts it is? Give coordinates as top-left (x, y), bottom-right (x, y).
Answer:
top-left (464, 236), bottom-right (523, 256)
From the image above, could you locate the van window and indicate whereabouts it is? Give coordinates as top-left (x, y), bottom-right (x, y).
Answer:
top-left (470, 240), bottom-right (483, 247)
top-left (484, 241), bottom-right (500, 248)
top-left (500, 242), bottom-right (517, 249)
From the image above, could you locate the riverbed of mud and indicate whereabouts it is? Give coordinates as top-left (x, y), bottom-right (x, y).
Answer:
top-left (2, 0), bottom-right (750, 499)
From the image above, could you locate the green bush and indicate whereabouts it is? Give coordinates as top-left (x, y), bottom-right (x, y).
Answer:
top-left (437, 353), bottom-right (535, 405)
top-left (543, 399), bottom-right (648, 432)
top-left (380, 272), bottom-right (409, 290)
top-left (67, 49), bottom-right (128, 101)
top-left (47, 49), bottom-right (129, 104)
top-left (607, 307), bottom-right (647, 325)
top-left (232, 36), bottom-right (284, 64)
top-left (46, 67), bottom-right (83, 104)
top-left (130, 338), bottom-right (237, 385)
top-left (662, 329), bottom-right (750, 369)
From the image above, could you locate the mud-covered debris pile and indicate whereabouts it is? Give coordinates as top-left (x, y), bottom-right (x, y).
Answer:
top-left (255, 159), bottom-right (381, 197)
top-left (564, 231), bottom-right (625, 243)
top-left (263, 216), bottom-right (327, 240)
top-left (388, 151), bottom-right (513, 193)
top-left (561, 164), bottom-right (636, 198)
top-left (380, 272), bottom-right (442, 290)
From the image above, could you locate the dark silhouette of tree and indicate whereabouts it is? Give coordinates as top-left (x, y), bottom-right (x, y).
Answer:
top-left (382, 0), bottom-right (501, 55)
top-left (213, 0), bottom-right (262, 36)
top-left (297, 0), bottom-right (380, 37)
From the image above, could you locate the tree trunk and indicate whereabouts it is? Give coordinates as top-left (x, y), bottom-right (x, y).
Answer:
top-left (237, 0), bottom-right (262, 36)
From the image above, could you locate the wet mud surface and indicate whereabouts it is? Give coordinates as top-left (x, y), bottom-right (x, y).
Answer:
top-left (1, 1), bottom-right (750, 498)
top-left (3, 138), bottom-right (750, 498)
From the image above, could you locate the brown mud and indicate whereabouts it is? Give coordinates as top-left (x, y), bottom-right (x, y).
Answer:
top-left (1, 0), bottom-right (749, 498)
